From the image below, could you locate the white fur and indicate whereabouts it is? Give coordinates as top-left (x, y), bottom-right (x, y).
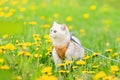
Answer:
top-left (50, 22), bottom-right (84, 66)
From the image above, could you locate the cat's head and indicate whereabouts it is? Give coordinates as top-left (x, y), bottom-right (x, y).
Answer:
top-left (50, 21), bottom-right (70, 40)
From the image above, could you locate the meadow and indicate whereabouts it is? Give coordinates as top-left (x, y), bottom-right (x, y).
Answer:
top-left (0, 0), bottom-right (120, 80)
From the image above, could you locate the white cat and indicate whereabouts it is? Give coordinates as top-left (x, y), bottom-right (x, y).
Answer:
top-left (50, 21), bottom-right (84, 66)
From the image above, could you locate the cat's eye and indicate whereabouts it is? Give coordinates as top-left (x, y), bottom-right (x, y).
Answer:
top-left (54, 30), bottom-right (57, 33)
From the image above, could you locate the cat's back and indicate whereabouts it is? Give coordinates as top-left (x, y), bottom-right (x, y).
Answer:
top-left (71, 36), bottom-right (81, 44)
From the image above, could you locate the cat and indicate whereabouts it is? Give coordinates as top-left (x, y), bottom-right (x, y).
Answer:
top-left (50, 21), bottom-right (84, 67)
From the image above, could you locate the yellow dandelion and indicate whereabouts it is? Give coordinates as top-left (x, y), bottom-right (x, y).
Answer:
top-left (24, 42), bottom-right (32, 47)
top-left (22, 0), bottom-right (28, 4)
top-left (64, 60), bottom-right (73, 65)
top-left (45, 39), bottom-right (52, 43)
top-left (76, 77), bottom-right (83, 80)
top-left (34, 53), bottom-right (42, 58)
top-left (44, 35), bottom-right (50, 39)
top-left (40, 16), bottom-right (45, 20)
top-left (110, 65), bottom-right (119, 73)
top-left (16, 76), bottom-right (22, 80)
top-left (0, 49), bottom-right (3, 54)
top-left (28, 21), bottom-right (37, 25)
top-left (72, 66), bottom-right (78, 69)
top-left (11, 1), bottom-right (18, 6)
top-left (83, 55), bottom-right (90, 60)
top-left (19, 7), bottom-right (26, 12)
top-left (34, 37), bottom-right (41, 41)
top-left (83, 13), bottom-right (89, 19)
top-left (10, 8), bottom-right (16, 13)
top-left (58, 70), bottom-right (66, 73)
top-left (92, 66), bottom-right (99, 69)
top-left (33, 34), bottom-right (39, 38)
top-left (3, 6), bottom-right (9, 11)
top-left (3, 34), bottom-right (8, 39)
top-left (116, 37), bottom-right (120, 42)
top-left (103, 76), bottom-right (116, 80)
top-left (0, 58), bottom-right (4, 63)
top-left (87, 71), bottom-right (95, 74)
top-left (80, 29), bottom-right (86, 36)
top-left (43, 24), bottom-right (50, 28)
top-left (101, 5), bottom-right (109, 12)
top-left (93, 71), bottom-right (106, 80)
top-left (82, 70), bottom-right (88, 73)
top-left (112, 52), bottom-right (119, 57)
top-left (5, 43), bottom-right (16, 50)
top-left (24, 52), bottom-right (31, 57)
top-left (102, 19), bottom-right (111, 25)
top-left (66, 16), bottom-right (72, 22)
top-left (0, 8), bottom-right (2, 11)
top-left (0, 12), bottom-right (4, 17)
top-left (76, 60), bottom-right (86, 65)
top-left (37, 75), bottom-right (57, 80)
top-left (30, 5), bottom-right (37, 10)
top-left (90, 5), bottom-right (96, 11)
top-left (48, 17), bottom-right (53, 22)
top-left (80, 29), bottom-right (85, 33)
top-left (105, 48), bottom-right (112, 53)
top-left (58, 63), bottom-right (66, 67)
top-left (68, 25), bottom-right (73, 30)
top-left (1, 65), bottom-right (10, 70)
top-left (54, 13), bottom-right (59, 18)
top-left (18, 51), bottom-right (25, 56)
top-left (4, 12), bottom-right (13, 18)
top-left (42, 67), bottom-right (52, 75)
top-left (92, 52), bottom-right (100, 57)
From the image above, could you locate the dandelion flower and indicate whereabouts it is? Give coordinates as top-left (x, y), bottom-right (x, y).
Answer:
top-left (40, 16), bottom-right (45, 20)
top-left (83, 55), bottom-right (90, 60)
top-left (1, 65), bottom-right (10, 70)
top-left (66, 16), bottom-right (72, 22)
top-left (83, 13), bottom-right (89, 19)
top-left (76, 60), bottom-right (86, 65)
top-left (16, 76), bottom-right (22, 80)
top-left (93, 71), bottom-right (106, 80)
top-left (90, 5), bottom-right (96, 11)
top-left (54, 13), bottom-right (59, 18)
top-left (92, 52), bottom-right (100, 57)
top-left (0, 58), bottom-right (4, 63)
top-left (3, 34), bottom-right (8, 39)
top-left (34, 53), bottom-right (42, 58)
top-left (37, 75), bottom-right (57, 80)
top-left (5, 43), bottom-right (16, 50)
top-left (24, 52), bottom-right (31, 57)
top-left (33, 34), bottom-right (39, 38)
top-left (42, 67), bottom-right (52, 75)
top-left (116, 37), bottom-right (120, 42)
top-left (110, 65), bottom-right (119, 73)
top-left (28, 21), bottom-right (37, 25)
top-left (58, 63), bottom-right (66, 67)
top-left (68, 25), bottom-right (73, 30)
top-left (43, 24), bottom-right (50, 28)
top-left (92, 66), bottom-right (99, 69)
top-left (72, 66), bottom-right (78, 69)
top-left (105, 48), bottom-right (112, 53)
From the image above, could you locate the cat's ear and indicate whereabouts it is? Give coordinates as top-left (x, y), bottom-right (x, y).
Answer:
top-left (53, 21), bottom-right (57, 25)
top-left (61, 24), bottom-right (66, 30)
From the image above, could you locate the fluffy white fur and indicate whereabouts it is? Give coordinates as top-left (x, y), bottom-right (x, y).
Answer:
top-left (50, 21), bottom-right (84, 66)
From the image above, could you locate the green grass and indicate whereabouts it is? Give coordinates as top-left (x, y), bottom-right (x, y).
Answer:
top-left (0, 0), bottom-right (120, 80)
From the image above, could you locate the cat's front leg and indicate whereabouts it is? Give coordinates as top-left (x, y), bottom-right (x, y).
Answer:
top-left (52, 48), bottom-right (62, 67)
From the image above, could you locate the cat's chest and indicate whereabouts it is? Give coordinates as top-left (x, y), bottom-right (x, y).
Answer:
top-left (54, 41), bottom-right (76, 59)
